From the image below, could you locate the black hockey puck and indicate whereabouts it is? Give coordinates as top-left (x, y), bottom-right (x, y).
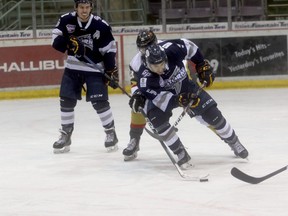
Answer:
top-left (200, 178), bottom-right (209, 182)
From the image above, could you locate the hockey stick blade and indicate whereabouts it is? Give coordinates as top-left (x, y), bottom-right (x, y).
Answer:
top-left (173, 163), bottom-right (209, 182)
top-left (181, 173), bottom-right (210, 182)
top-left (231, 166), bottom-right (288, 184)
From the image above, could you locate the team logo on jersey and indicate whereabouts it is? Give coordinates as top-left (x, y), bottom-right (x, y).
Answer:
top-left (66, 24), bottom-right (76, 33)
top-left (78, 34), bottom-right (93, 50)
top-left (165, 66), bottom-right (186, 88)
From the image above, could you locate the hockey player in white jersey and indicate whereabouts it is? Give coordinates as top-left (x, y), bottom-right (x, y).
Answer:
top-left (51, 0), bottom-right (119, 153)
top-left (128, 42), bottom-right (249, 168)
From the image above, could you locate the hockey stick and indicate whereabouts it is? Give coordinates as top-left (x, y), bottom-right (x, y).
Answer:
top-left (231, 165), bottom-right (288, 184)
top-left (145, 82), bottom-right (206, 140)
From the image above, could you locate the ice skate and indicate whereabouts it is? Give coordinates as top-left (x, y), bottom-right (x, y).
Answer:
top-left (104, 127), bottom-right (118, 152)
top-left (228, 140), bottom-right (249, 159)
top-left (177, 148), bottom-right (193, 169)
top-left (53, 129), bottom-right (72, 154)
top-left (123, 138), bottom-right (140, 161)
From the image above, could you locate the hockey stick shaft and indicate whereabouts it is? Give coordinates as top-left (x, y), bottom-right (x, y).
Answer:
top-left (231, 165), bottom-right (288, 184)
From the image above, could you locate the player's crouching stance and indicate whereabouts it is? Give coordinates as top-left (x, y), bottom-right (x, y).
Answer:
top-left (51, 0), bottom-right (119, 153)
top-left (130, 44), bottom-right (248, 169)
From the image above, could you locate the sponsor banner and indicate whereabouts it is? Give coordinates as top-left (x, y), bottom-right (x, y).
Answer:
top-left (2, 21), bottom-right (288, 39)
top-left (233, 20), bottom-right (288, 30)
top-left (0, 45), bottom-right (65, 88)
top-left (37, 29), bottom-right (52, 38)
top-left (192, 35), bottom-right (288, 77)
top-left (0, 30), bottom-right (33, 40)
top-left (111, 23), bottom-right (227, 34)
top-left (112, 25), bottom-right (162, 34)
top-left (112, 20), bottom-right (288, 34)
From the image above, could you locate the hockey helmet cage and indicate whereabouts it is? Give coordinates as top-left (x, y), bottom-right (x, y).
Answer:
top-left (145, 44), bottom-right (167, 65)
top-left (136, 29), bottom-right (157, 49)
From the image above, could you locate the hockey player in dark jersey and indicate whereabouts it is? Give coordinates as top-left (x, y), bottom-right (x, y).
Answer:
top-left (122, 30), bottom-right (192, 161)
top-left (129, 43), bottom-right (249, 168)
top-left (51, 0), bottom-right (119, 153)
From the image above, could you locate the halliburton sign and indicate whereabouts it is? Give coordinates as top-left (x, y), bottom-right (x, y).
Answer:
top-left (0, 45), bottom-right (65, 88)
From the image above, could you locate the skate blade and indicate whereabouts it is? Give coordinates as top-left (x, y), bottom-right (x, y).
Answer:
top-left (124, 152), bottom-right (138, 161)
top-left (106, 144), bottom-right (119, 153)
top-left (53, 146), bottom-right (70, 154)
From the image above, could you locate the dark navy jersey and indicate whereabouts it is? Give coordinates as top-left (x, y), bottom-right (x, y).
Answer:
top-left (137, 39), bottom-right (204, 112)
top-left (52, 12), bottom-right (117, 73)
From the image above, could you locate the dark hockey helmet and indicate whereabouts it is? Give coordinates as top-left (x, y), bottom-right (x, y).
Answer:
top-left (136, 29), bottom-right (157, 49)
top-left (74, 0), bottom-right (93, 6)
top-left (145, 44), bottom-right (167, 65)
top-left (145, 44), bottom-right (167, 74)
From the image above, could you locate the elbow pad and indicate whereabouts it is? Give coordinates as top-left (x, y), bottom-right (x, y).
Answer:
top-left (52, 36), bottom-right (68, 53)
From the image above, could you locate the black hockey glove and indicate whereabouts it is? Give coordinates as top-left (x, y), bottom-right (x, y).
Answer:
top-left (178, 92), bottom-right (200, 108)
top-left (196, 60), bottom-right (215, 87)
top-left (129, 90), bottom-right (146, 113)
top-left (105, 67), bottom-right (119, 89)
top-left (68, 36), bottom-right (85, 57)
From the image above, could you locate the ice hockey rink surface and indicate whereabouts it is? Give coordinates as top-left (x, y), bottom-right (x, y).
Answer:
top-left (0, 88), bottom-right (288, 216)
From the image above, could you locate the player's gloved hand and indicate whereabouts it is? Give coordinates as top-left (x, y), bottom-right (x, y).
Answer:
top-left (68, 35), bottom-right (85, 57)
top-left (196, 60), bottom-right (215, 87)
top-left (105, 67), bottom-right (119, 89)
top-left (129, 90), bottom-right (146, 113)
top-left (178, 92), bottom-right (199, 107)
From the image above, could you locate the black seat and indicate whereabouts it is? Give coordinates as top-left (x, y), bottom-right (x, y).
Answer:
top-left (238, 0), bottom-right (265, 20)
top-left (214, 0), bottom-right (239, 21)
top-left (159, 8), bottom-right (186, 24)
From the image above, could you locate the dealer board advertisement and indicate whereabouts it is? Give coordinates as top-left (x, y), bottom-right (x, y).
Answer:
top-left (192, 35), bottom-right (287, 77)
top-left (0, 45), bottom-right (65, 88)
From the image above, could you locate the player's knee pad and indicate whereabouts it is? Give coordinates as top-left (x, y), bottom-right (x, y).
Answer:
top-left (60, 97), bottom-right (77, 112)
top-left (201, 105), bottom-right (226, 129)
top-left (92, 100), bottom-right (110, 113)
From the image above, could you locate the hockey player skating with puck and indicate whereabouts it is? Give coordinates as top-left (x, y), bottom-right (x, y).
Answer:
top-left (51, 0), bottom-right (119, 153)
top-left (122, 30), bottom-right (191, 161)
top-left (127, 42), bottom-right (249, 168)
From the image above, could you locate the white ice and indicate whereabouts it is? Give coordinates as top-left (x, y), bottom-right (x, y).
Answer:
top-left (0, 88), bottom-right (288, 216)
